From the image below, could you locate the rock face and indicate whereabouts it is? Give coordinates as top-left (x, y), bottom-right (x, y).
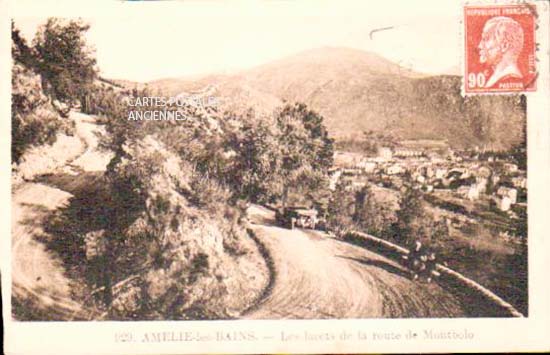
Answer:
top-left (108, 135), bottom-right (268, 320)
top-left (12, 62), bottom-right (76, 177)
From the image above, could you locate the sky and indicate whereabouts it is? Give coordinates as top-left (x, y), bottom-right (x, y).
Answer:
top-left (13, 0), bottom-right (462, 82)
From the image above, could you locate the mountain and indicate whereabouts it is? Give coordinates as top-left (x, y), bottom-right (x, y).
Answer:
top-left (146, 47), bottom-right (526, 150)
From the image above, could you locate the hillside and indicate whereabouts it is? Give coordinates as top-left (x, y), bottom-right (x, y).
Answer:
top-left (145, 47), bottom-right (526, 150)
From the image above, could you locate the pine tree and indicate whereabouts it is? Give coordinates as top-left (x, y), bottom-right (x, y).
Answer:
top-left (33, 18), bottom-right (97, 116)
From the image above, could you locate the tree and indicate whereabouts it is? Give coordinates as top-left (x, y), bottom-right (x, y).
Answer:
top-left (11, 22), bottom-right (74, 163)
top-left (275, 103), bottom-right (334, 207)
top-left (223, 103), bottom-right (333, 207)
top-left (390, 187), bottom-right (448, 247)
top-left (353, 185), bottom-right (395, 237)
top-left (225, 112), bottom-right (282, 203)
top-left (326, 181), bottom-right (356, 236)
top-left (33, 18), bottom-right (97, 116)
top-left (11, 22), bottom-right (35, 68)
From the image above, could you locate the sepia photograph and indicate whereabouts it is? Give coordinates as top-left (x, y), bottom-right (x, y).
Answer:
top-left (2, 0), bottom-right (550, 353)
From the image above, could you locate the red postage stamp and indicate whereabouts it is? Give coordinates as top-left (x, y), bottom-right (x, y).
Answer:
top-left (464, 4), bottom-right (537, 94)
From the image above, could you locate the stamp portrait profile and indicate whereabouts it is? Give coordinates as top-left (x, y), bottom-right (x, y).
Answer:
top-left (464, 4), bottom-right (537, 93)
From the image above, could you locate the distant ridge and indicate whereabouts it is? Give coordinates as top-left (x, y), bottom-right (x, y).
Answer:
top-left (141, 47), bottom-right (525, 150)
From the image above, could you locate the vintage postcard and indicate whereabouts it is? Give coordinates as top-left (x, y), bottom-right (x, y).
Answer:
top-left (1, 0), bottom-right (549, 354)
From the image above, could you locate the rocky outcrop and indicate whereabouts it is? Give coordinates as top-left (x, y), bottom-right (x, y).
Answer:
top-left (107, 136), bottom-right (268, 319)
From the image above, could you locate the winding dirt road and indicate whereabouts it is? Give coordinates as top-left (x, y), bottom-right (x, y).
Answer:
top-left (12, 112), bottom-right (467, 320)
top-left (244, 205), bottom-right (467, 319)
top-left (11, 112), bottom-right (112, 320)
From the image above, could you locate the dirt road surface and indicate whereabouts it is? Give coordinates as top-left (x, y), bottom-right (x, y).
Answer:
top-left (244, 205), bottom-right (467, 319)
top-left (11, 112), bottom-right (112, 320)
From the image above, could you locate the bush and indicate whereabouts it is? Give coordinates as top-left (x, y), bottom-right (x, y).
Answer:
top-left (389, 187), bottom-right (449, 248)
top-left (11, 18), bottom-right (94, 163)
top-left (353, 185), bottom-right (396, 237)
top-left (11, 62), bottom-right (73, 164)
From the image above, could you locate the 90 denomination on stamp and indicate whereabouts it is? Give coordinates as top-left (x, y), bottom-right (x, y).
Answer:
top-left (464, 3), bottom-right (537, 94)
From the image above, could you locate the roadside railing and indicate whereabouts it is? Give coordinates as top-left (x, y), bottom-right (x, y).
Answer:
top-left (345, 230), bottom-right (525, 318)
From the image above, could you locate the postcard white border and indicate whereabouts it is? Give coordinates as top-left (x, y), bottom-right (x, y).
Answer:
top-left (2, 1), bottom-right (550, 354)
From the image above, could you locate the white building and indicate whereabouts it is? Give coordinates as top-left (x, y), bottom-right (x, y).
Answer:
top-left (394, 149), bottom-right (423, 158)
top-left (416, 175), bottom-right (426, 184)
top-left (378, 147), bottom-right (393, 160)
top-left (426, 167), bottom-right (435, 178)
top-left (512, 176), bottom-right (527, 189)
top-left (497, 186), bottom-right (518, 204)
top-left (356, 160), bottom-right (377, 173)
top-left (475, 177), bottom-right (488, 194)
top-left (435, 168), bottom-right (447, 179)
top-left (457, 185), bottom-right (480, 201)
top-left (497, 196), bottom-right (512, 211)
top-left (328, 170), bottom-right (342, 190)
top-left (385, 164), bottom-right (404, 175)
top-left (504, 163), bottom-right (519, 173)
